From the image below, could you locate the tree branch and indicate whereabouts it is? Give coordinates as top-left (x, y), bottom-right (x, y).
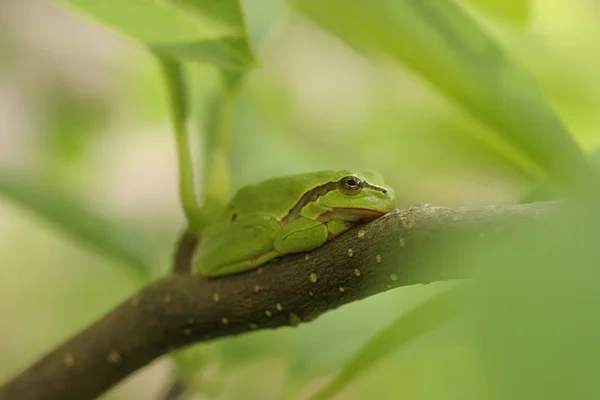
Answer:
top-left (0, 202), bottom-right (556, 400)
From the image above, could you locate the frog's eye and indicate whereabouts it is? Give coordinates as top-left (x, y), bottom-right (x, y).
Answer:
top-left (339, 176), bottom-right (362, 195)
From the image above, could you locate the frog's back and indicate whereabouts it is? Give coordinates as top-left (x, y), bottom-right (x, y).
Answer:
top-left (221, 170), bottom-right (380, 220)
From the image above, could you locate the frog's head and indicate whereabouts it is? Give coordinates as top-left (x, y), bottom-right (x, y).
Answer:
top-left (315, 170), bottom-right (396, 222)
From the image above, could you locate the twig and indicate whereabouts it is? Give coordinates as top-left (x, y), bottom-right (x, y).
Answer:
top-left (0, 202), bottom-right (557, 400)
top-left (172, 228), bottom-right (198, 275)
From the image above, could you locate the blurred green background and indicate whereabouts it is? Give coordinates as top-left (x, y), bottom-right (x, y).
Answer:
top-left (1, 0), bottom-right (600, 399)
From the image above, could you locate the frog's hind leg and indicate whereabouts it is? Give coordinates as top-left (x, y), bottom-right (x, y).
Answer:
top-left (206, 249), bottom-right (280, 277)
top-left (196, 214), bottom-right (280, 277)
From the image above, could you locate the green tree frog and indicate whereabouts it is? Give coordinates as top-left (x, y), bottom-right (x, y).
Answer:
top-left (195, 170), bottom-right (396, 277)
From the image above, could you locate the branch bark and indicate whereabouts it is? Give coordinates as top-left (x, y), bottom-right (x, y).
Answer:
top-left (0, 202), bottom-right (557, 400)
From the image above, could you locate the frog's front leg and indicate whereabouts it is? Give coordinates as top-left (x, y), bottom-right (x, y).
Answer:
top-left (325, 219), bottom-right (354, 239)
top-left (274, 217), bottom-right (328, 254)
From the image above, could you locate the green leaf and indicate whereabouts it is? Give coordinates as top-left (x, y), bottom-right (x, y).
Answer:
top-left (309, 284), bottom-right (467, 400)
top-left (465, 0), bottom-right (530, 26)
top-left (156, 36), bottom-right (256, 70)
top-left (521, 145), bottom-right (600, 203)
top-left (53, 0), bottom-right (256, 69)
top-left (472, 199), bottom-right (600, 400)
top-left (296, 0), bottom-right (595, 194)
top-left (0, 173), bottom-right (153, 282)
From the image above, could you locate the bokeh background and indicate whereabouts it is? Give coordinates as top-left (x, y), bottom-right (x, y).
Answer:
top-left (1, 0), bottom-right (600, 398)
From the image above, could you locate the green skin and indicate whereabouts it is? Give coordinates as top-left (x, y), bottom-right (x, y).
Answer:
top-left (195, 170), bottom-right (396, 277)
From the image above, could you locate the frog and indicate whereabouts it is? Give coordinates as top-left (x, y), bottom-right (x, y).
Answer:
top-left (194, 170), bottom-right (396, 277)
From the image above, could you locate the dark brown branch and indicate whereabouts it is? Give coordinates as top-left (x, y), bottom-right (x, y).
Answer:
top-left (165, 227), bottom-right (198, 398)
top-left (0, 202), bottom-right (557, 400)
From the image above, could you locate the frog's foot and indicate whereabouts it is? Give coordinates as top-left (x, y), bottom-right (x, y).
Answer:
top-left (206, 250), bottom-right (280, 277)
top-left (248, 250), bottom-right (279, 267)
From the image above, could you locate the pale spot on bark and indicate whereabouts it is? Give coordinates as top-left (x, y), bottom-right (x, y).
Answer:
top-left (107, 352), bottom-right (121, 364)
top-left (63, 353), bottom-right (75, 367)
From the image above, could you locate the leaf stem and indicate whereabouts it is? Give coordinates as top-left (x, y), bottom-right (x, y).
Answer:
top-left (203, 71), bottom-right (243, 206)
top-left (157, 55), bottom-right (202, 226)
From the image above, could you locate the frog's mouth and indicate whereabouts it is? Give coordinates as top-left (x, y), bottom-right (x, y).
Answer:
top-left (318, 207), bottom-right (388, 222)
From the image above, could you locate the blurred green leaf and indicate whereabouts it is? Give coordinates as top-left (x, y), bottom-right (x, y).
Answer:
top-left (464, 0), bottom-right (530, 26)
top-left (472, 200), bottom-right (600, 400)
top-left (296, 0), bottom-right (595, 194)
top-left (521, 145), bottom-right (600, 203)
top-left (54, 0), bottom-right (256, 69)
top-left (157, 36), bottom-right (256, 70)
top-left (0, 173), bottom-right (153, 282)
top-left (40, 89), bottom-right (108, 182)
top-left (309, 284), bottom-right (467, 400)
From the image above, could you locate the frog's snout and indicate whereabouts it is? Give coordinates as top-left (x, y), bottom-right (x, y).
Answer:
top-left (377, 186), bottom-right (397, 213)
